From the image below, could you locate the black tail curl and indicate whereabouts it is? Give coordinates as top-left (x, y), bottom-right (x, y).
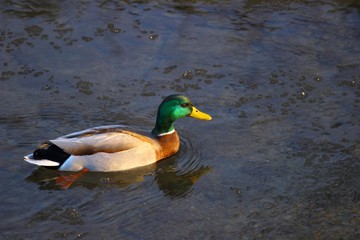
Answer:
top-left (33, 144), bottom-right (70, 170)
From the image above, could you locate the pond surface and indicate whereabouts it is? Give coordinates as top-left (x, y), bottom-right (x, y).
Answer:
top-left (1, 0), bottom-right (360, 239)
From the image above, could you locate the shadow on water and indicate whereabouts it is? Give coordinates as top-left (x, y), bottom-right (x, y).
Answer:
top-left (25, 159), bottom-right (211, 198)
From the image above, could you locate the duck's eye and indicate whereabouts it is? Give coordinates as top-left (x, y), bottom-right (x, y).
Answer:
top-left (180, 103), bottom-right (189, 108)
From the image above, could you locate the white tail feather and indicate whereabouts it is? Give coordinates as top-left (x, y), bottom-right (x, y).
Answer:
top-left (24, 154), bottom-right (59, 167)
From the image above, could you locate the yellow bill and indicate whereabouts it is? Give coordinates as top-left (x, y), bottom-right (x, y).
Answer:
top-left (189, 106), bottom-right (212, 120)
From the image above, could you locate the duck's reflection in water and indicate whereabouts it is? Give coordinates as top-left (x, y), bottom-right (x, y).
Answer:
top-left (26, 156), bottom-right (212, 198)
top-left (154, 157), bottom-right (211, 198)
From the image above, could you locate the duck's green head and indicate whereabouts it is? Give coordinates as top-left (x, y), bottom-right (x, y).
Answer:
top-left (152, 95), bottom-right (212, 136)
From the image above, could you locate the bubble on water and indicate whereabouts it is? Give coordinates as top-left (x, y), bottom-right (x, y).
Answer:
top-left (1, 70), bottom-right (15, 80)
top-left (11, 37), bottom-right (26, 47)
top-left (194, 68), bottom-right (207, 76)
top-left (238, 111), bottom-right (247, 118)
top-left (81, 36), bottom-right (93, 42)
top-left (314, 76), bottom-right (323, 81)
top-left (76, 80), bottom-right (93, 95)
top-left (297, 90), bottom-right (308, 99)
top-left (149, 34), bottom-right (159, 40)
top-left (103, 23), bottom-right (121, 33)
top-left (95, 28), bottom-right (105, 36)
top-left (182, 70), bottom-right (193, 80)
top-left (24, 25), bottom-right (44, 37)
top-left (41, 84), bottom-right (52, 90)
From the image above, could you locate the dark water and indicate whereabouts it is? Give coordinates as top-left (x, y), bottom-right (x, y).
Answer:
top-left (1, 0), bottom-right (360, 239)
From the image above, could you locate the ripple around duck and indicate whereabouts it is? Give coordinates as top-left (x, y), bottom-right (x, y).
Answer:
top-left (154, 128), bottom-right (212, 198)
top-left (79, 130), bottom-right (213, 229)
top-left (175, 129), bottom-right (203, 173)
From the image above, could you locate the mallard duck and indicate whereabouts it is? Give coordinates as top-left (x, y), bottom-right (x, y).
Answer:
top-left (24, 95), bottom-right (212, 172)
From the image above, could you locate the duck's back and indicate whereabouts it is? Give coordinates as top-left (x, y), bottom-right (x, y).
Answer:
top-left (25, 125), bottom-right (160, 172)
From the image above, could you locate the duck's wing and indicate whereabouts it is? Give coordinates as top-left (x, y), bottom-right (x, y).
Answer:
top-left (51, 126), bottom-right (153, 155)
top-left (59, 143), bottom-right (157, 172)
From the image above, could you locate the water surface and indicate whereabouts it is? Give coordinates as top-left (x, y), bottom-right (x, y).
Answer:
top-left (1, 0), bottom-right (360, 239)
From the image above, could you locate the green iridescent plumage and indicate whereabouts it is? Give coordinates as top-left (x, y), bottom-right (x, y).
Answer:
top-left (152, 95), bottom-right (194, 136)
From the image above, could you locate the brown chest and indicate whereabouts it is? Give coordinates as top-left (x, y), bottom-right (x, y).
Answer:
top-left (155, 131), bottom-right (180, 160)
